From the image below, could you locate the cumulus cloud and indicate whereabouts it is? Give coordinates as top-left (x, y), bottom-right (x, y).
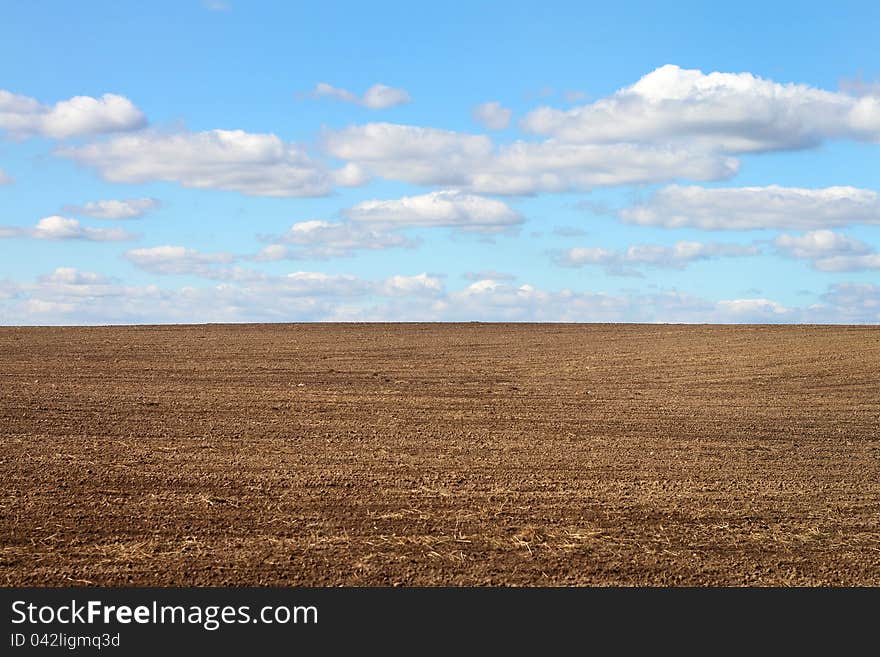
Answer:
top-left (521, 64), bottom-right (880, 152)
top-left (58, 128), bottom-right (359, 197)
top-left (0, 216), bottom-right (134, 241)
top-left (322, 123), bottom-right (494, 186)
top-left (310, 82), bottom-right (411, 109)
top-left (716, 298), bottom-right (790, 318)
top-left (322, 122), bottom-right (738, 194)
top-left (0, 89), bottom-right (146, 139)
top-left (0, 169), bottom-right (12, 185)
top-left (430, 279), bottom-right (727, 322)
top-left (5, 266), bottom-right (880, 325)
top-left (774, 230), bottom-right (880, 272)
top-left (620, 185), bottom-right (880, 230)
top-left (63, 197), bottom-right (161, 220)
top-left (123, 243), bottom-right (439, 297)
top-left (254, 220), bottom-right (415, 260)
top-left (556, 240), bottom-right (759, 274)
top-left (381, 273), bottom-right (444, 297)
top-left (276, 271), bottom-right (375, 297)
top-left (125, 245), bottom-right (235, 276)
top-left (472, 101), bottom-right (512, 130)
top-left (345, 190), bottom-right (524, 234)
top-left (0, 267), bottom-right (377, 324)
top-left (773, 230), bottom-right (871, 259)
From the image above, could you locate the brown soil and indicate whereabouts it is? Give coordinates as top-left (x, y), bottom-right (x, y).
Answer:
top-left (1, 323), bottom-right (879, 586)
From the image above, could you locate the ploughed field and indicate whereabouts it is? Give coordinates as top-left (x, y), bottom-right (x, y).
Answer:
top-left (1, 323), bottom-right (879, 586)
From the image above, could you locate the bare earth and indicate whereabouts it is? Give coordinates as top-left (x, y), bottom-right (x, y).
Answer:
top-left (1, 324), bottom-right (879, 586)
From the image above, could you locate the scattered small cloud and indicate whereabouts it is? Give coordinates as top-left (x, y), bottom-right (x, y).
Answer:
top-left (345, 190), bottom-right (524, 235)
top-left (773, 229), bottom-right (871, 260)
top-left (774, 230), bottom-right (880, 271)
top-left (555, 240), bottom-right (759, 275)
top-left (716, 298), bottom-right (790, 318)
top-left (381, 273), bottom-right (444, 297)
top-left (124, 245), bottom-right (235, 276)
top-left (0, 216), bottom-right (135, 241)
top-left (472, 101), bottom-right (512, 130)
top-left (309, 82), bottom-right (411, 110)
top-left (63, 198), bottom-right (161, 220)
top-left (253, 220), bottom-right (416, 260)
top-left (4, 267), bottom-right (879, 325)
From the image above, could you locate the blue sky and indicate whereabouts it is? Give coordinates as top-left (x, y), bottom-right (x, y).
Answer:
top-left (1, 0), bottom-right (879, 323)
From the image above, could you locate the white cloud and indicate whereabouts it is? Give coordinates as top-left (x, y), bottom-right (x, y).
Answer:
top-left (817, 283), bottom-right (880, 322)
top-left (330, 162), bottom-right (370, 187)
top-left (0, 169), bottom-right (12, 185)
top-left (255, 220), bottom-right (415, 260)
top-left (5, 267), bottom-right (880, 325)
top-left (812, 253), bottom-right (880, 272)
top-left (33, 268), bottom-right (124, 298)
top-left (311, 82), bottom-right (411, 109)
top-left (381, 273), bottom-right (444, 297)
top-left (773, 231), bottom-right (880, 272)
top-left (0, 267), bottom-right (376, 324)
top-left (345, 190), bottom-right (524, 234)
top-left (483, 141), bottom-right (737, 194)
top-left (0, 89), bottom-right (146, 139)
top-left (472, 102), bottom-right (512, 130)
top-left (58, 128), bottom-right (356, 197)
top-left (322, 123), bottom-right (494, 186)
top-left (362, 84), bottom-right (412, 110)
top-left (202, 0), bottom-right (230, 11)
top-left (556, 240), bottom-right (758, 274)
top-left (41, 267), bottom-right (114, 286)
top-left (32, 216), bottom-right (133, 241)
top-left (521, 64), bottom-right (880, 152)
top-left (322, 122), bottom-right (737, 194)
top-left (0, 215), bottom-right (134, 241)
top-left (773, 230), bottom-right (871, 259)
top-left (64, 197), bottom-right (161, 220)
top-left (278, 271), bottom-right (374, 297)
top-left (620, 185), bottom-right (880, 230)
top-left (125, 245), bottom-right (235, 276)
top-left (440, 280), bottom-right (723, 322)
top-left (716, 298), bottom-right (790, 317)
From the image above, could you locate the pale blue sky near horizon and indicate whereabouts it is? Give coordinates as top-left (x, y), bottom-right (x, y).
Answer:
top-left (1, 1), bottom-right (879, 323)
